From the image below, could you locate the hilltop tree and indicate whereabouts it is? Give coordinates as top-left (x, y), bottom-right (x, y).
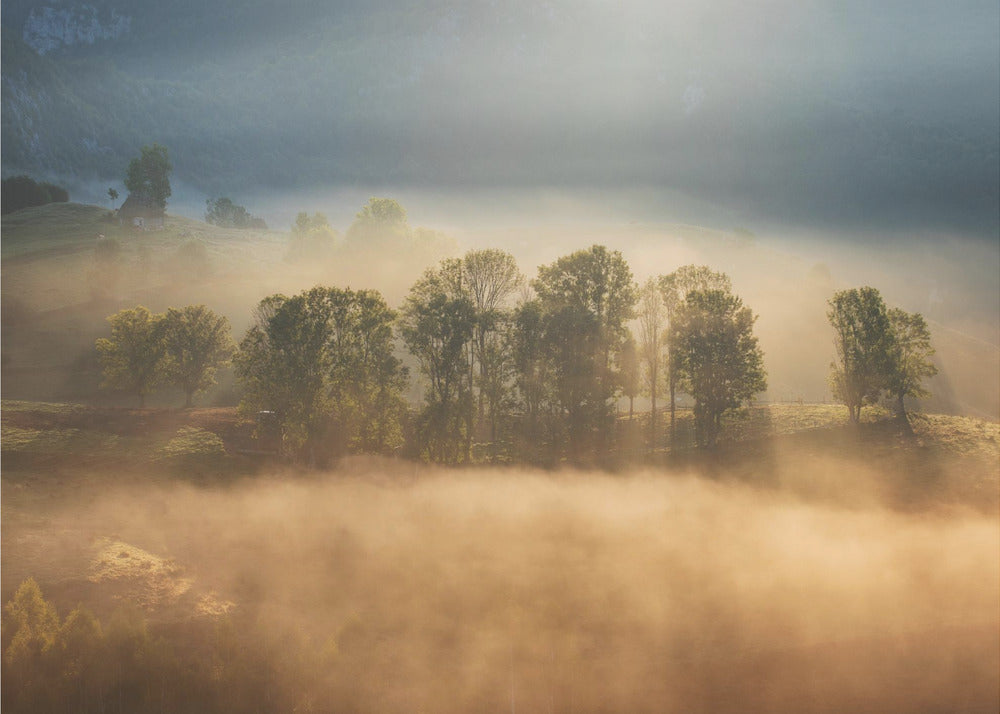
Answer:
top-left (886, 307), bottom-right (937, 419)
top-left (660, 266), bottom-right (731, 437)
top-left (670, 289), bottom-right (766, 447)
top-left (1, 175), bottom-right (68, 214)
top-left (205, 197), bottom-right (266, 229)
top-left (345, 197), bottom-right (408, 247)
top-left (286, 212), bottom-right (337, 263)
top-left (124, 144), bottom-right (171, 211)
top-left (95, 306), bottom-right (167, 407)
top-left (827, 287), bottom-right (893, 423)
top-left (162, 305), bottom-right (236, 407)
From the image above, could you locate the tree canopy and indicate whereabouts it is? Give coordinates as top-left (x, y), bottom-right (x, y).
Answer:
top-left (95, 306), bottom-right (167, 407)
top-left (205, 197), bottom-right (267, 229)
top-left (670, 288), bottom-right (766, 446)
top-left (162, 305), bottom-right (235, 407)
top-left (124, 144), bottom-right (172, 211)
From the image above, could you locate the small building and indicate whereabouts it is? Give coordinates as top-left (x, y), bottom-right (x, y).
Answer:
top-left (117, 194), bottom-right (164, 230)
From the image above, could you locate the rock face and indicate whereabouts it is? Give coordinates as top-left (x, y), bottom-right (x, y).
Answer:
top-left (22, 4), bottom-right (130, 55)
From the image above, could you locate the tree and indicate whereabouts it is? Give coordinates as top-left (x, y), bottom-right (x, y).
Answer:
top-left (399, 261), bottom-right (476, 463)
top-left (205, 197), bottom-right (267, 229)
top-left (660, 266), bottom-right (731, 438)
top-left (827, 287), bottom-right (892, 423)
top-left (325, 288), bottom-right (408, 453)
top-left (345, 197), bottom-right (408, 247)
top-left (95, 306), bottom-right (167, 407)
top-left (637, 277), bottom-right (666, 445)
top-left (886, 308), bottom-right (937, 419)
top-left (162, 305), bottom-right (236, 407)
top-left (107, 187), bottom-right (119, 205)
top-left (532, 245), bottom-right (637, 455)
top-left (618, 333), bottom-right (640, 420)
top-left (670, 289), bottom-right (766, 447)
top-left (286, 212), bottom-right (337, 263)
top-left (1, 175), bottom-right (69, 214)
top-left (461, 249), bottom-right (523, 438)
top-left (124, 144), bottom-right (171, 211)
top-left (234, 287), bottom-right (407, 462)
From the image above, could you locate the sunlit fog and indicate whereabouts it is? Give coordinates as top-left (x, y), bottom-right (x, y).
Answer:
top-left (2, 1), bottom-right (998, 712)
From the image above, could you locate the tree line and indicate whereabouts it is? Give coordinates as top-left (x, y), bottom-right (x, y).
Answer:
top-left (96, 246), bottom-right (937, 463)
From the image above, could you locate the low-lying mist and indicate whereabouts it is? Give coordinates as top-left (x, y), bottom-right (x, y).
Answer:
top-left (10, 458), bottom-right (998, 713)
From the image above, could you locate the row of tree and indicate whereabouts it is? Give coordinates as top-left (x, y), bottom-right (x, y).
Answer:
top-left (95, 248), bottom-right (937, 462)
top-left (1, 175), bottom-right (69, 214)
top-left (226, 246), bottom-right (768, 463)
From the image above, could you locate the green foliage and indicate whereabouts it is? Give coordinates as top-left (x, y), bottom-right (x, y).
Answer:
top-left (530, 245), bottom-right (638, 456)
top-left (659, 265), bottom-right (731, 434)
top-left (235, 287), bottom-right (408, 462)
top-left (95, 306), bottom-right (167, 407)
top-left (886, 308), bottom-right (938, 414)
top-left (827, 287), bottom-right (893, 422)
top-left (345, 197), bottom-right (409, 247)
top-left (158, 426), bottom-right (227, 461)
top-left (286, 212), bottom-right (337, 263)
top-left (162, 305), bottom-right (235, 407)
top-left (124, 143), bottom-right (172, 211)
top-left (205, 196), bottom-right (267, 229)
top-left (670, 289), bottom-right (767, 447)
top-left (1, 175), bottom-right (69, 214)
top-left (399, 261), bottom-right (477, 462)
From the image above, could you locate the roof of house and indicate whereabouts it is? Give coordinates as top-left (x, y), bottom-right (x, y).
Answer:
top-left (118, 193), bottom-right (165, 218)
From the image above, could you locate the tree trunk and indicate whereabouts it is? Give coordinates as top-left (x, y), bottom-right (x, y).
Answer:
top-left (184, 390), bottom-right (194, 408)
top-left (650, 387), bottom-right (657, 449)
top-left (139, 392), bottom-right (145, 408)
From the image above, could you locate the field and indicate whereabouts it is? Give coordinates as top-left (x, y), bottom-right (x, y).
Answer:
top-left (2, 399), bottom-right (998, 712)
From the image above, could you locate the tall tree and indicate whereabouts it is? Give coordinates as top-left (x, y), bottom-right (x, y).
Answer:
top-left (234, 290), bottom-right (334, 460)
top-left (235, 287), bottom-right (407, 461)
top-left (124, 144), bottom-right (172, 211)
top-left (660, 266), bottom-right (731, 438)
top-left (670, 289), bottom-right (766, 447)
top-left (618, 334), bottom-right (640, 421)
top-left (461, 249), bottom-right (522, 438)
top-left (95, 306), bottom-right (167, 407)
top-left (326, 288), bottom-right (408, 453)
top-left (886, 308), bottom-right (937, 420)
top-left (162, 305), bottom-right (235, 407)
top-left (637, 277), bottom-right (666, 445)
top-left (532, 245), bottom-right (637, 455)
top-left (827, 287), bottom-right (892, 423)
top-left (399, 261), bottom-right (476, 463)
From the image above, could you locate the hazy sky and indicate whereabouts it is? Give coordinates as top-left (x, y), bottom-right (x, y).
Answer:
top-left (4, 0), bottom-right (999, 240)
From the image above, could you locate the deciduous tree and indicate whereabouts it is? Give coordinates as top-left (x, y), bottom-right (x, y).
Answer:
top-left (886, 307), bottom-right (937, 419)
top-left (162, 305), bottom-right (235, 407)
top-left (660, 266), bottom-right (731, 438)
top-left (124, 144), bottom-right (171, 211)
top-left (95, 306), bottom-right (167, 407)
top-left (532, 245), bottom-right (637, 456)
top-left (827, 287), bottom-right (892, 423)
top-left (399, 261), bottom-right (476, 462)
top-left (671, 289), bottom-right (766, 447)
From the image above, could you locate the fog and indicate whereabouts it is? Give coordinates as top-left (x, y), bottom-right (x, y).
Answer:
top-left (6, 458), bottom-right (997, 713)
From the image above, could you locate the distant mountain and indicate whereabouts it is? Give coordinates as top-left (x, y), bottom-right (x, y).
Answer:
top-left (2, 1), bottom-right (997, 237)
